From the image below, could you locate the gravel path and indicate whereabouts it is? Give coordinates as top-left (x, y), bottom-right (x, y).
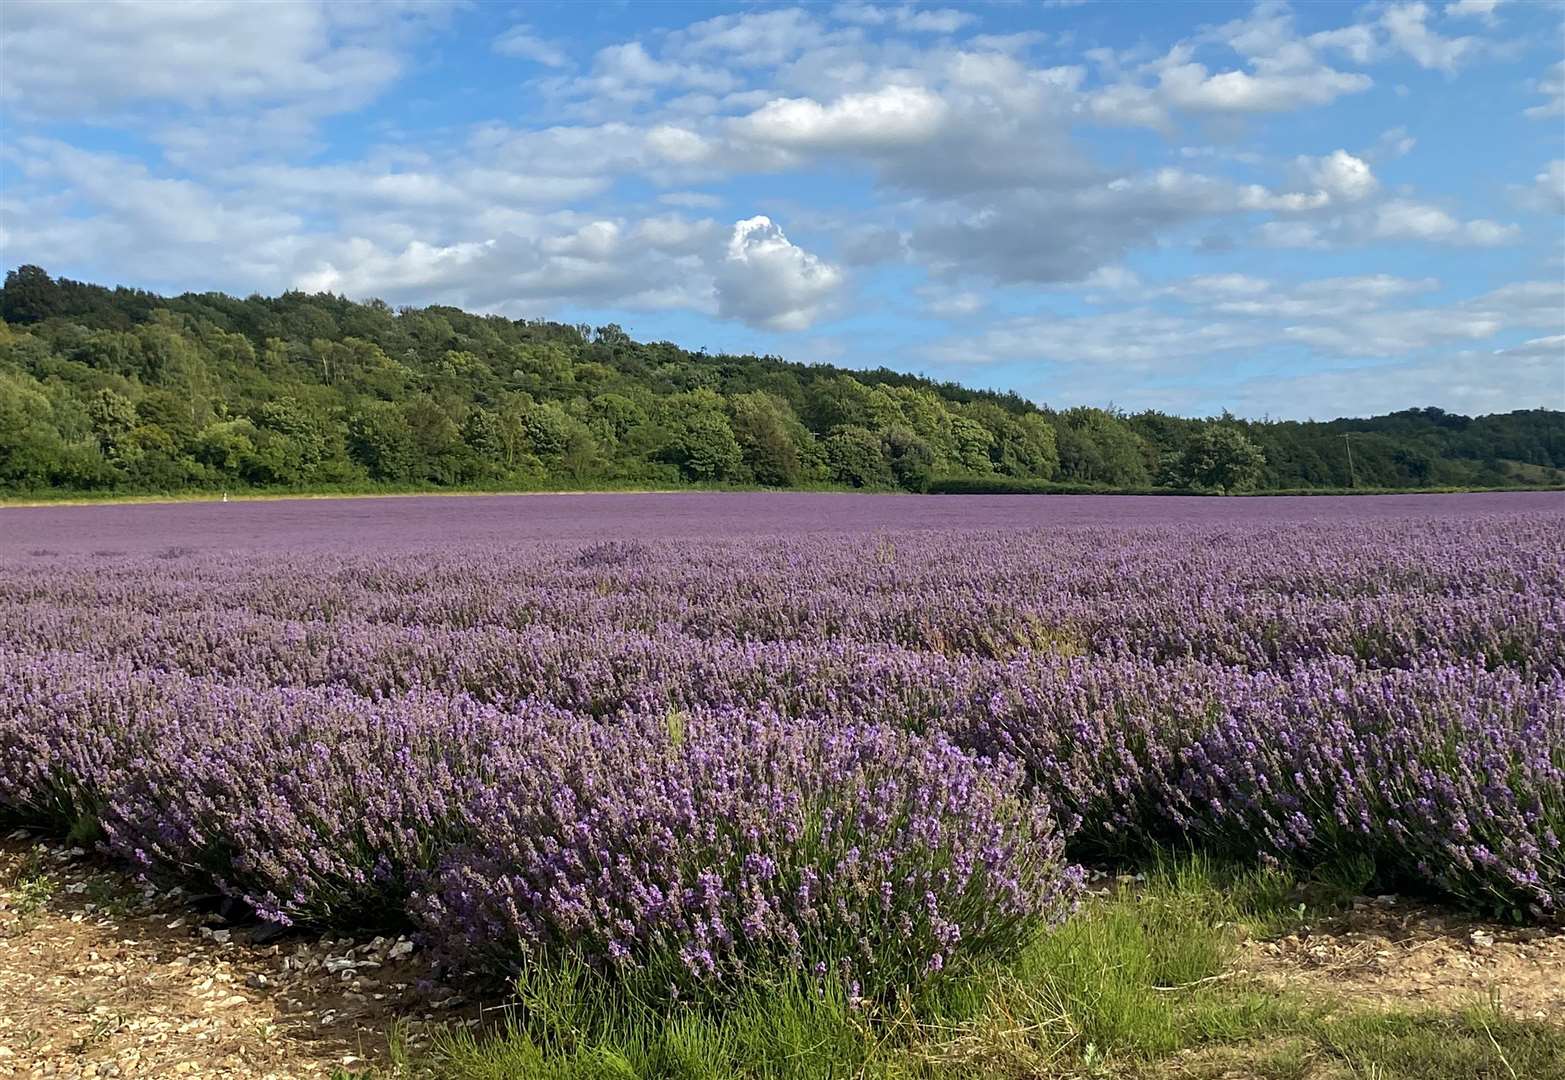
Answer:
top-left (1239, 896), bottom-right (1565, 1021)
top-left (0, 837), bottom-right (477, 1079)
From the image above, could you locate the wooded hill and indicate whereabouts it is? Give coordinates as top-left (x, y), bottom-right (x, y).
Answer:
top-left (2, 265), bottom-right (1560, 496)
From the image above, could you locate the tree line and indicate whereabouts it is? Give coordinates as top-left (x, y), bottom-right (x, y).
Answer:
top-left (1, 265), bottom-right (1560, 497)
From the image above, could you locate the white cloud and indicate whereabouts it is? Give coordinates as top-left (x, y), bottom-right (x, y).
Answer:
top-left (1527, 60), bottom-right (1565, 119)
top-left (1179, 273), bottom-right (1273, 298)
top-left (1308, 25), bottom-right (1381, 65)
top-left (907, 165), bottom-right (1345, 284)
top-left (1155, 61), bottom-right (1372, 113)
top-left (1443, 0), bottom-right (1506, 22)
top-left (493, 24), bottom-right (569, 68)
top-left (832, 4), bottom-right (976, 34)
top-left (1493, 334), bottom-right (1565, 359)
top-left (1255, 221), bottom-right (1327, 248)
top-left (735, 85), bottom-right (948, 151)
top-left (586, 41), bottom-right (738, 100)
top-left (0, 0), bottom-right (436, 118)
top-left (915, 286), bottom-right (987, 317)
top-left (1224, 348), bottom-right (1564, 418)
top-left (1083, 265), bottom-right (1144, 292)
top-left (1085, 3), bottom-right (1381, 127)
top-left (1516, 161), bottom-right (1565, 215)
top-left (645, 124), bottom-right (719, 165)
top-left (929, 306), bottom-right (1268, 369)
top-left (4, 0), bottom-right (1557, 391)
top-left (716, 216), bottom-right (844, 330)
top-left (297, 238), bottom-right (493, 295)
top-left (1299, 149), bottom-right (1379, 202)
top-left (1380, 2), bottom-right (1480, 73)
top-left (1372, 200), bottom-right (1519, 245)
top-left (924, 272), bottom-right (1564, 415)
top-left (669, 9), bottom-right (838, 69)
top-left (1367, 127), bottom-right (1417, 160)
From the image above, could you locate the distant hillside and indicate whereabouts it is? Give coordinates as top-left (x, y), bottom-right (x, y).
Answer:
top-left (1, 265), bottom-right (1560, 497)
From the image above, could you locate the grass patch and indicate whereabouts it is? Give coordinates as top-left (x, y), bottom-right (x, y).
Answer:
top-left (4, 849), bottom-right (56, 922)
top-left (1310, 1005), bottom-right (1565, 1080)
top-left (330, 858), bottom-right (1565, 1079)
top-left (404, 859), bottom-right (1317, 1078)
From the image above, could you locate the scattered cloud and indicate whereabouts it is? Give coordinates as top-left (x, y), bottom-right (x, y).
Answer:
top-left (734, 85), bottom-right (948, 151)
top-left (716, 216), bottom-right (844, 330)
top-left (1298, 150), bottom-right (1378, 203)
top-left (0, 0), bottom-right (439, 119)
top-left (1380, 2), bottom-right (1481, 73)
top-left (1155, 61), bottom-right (1371, 113)
top-left (1444, 0), bottom-right (1506, 23)
top-left (0, 0), bottom-right (1557, 417)
top-left (1526, 60), bottom-right (1565, 119)
top-left (1371, 200), bottom-right (1519, 245)
top-left (925, 272), bottom-right (1564, 415)
top-left (832, 4), bottom-right (977, 34)
top-left (493, 24), bottom-right (570, 68)
top-left (1516, 160), bottom-right (1565, 214)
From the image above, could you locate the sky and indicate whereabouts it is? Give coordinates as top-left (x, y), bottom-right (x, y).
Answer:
top-left (1, 0), bottom-right (1562, 420)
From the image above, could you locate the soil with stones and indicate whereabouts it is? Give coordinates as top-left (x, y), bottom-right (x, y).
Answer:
top-left (1237, 893), bottom-right (1565, 1021)
top-left (0, 836), bottom-right (482, 1079)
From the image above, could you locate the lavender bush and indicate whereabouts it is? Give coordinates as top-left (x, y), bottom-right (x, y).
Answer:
top-left (0, 490), bottom-right (1561, 1003)
top-left (420, 709), bottom-right (1073, 1000)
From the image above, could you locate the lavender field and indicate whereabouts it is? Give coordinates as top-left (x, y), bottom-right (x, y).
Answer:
top-left (2, 491), bottom-right (1562, 1005)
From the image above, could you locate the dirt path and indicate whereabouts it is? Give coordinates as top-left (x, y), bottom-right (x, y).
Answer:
top-left (1238, 895), bottom-right (1565, 1020)
top-left (0, 837), bottom-right (479, 1079)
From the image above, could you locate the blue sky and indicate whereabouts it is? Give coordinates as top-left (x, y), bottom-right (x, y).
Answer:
top-left (1, 0), bottom-right (1561, 419)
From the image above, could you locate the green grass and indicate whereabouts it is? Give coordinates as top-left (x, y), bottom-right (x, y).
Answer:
top-left (4, 849), bottom-right (56, 921)
top-left (334, 857), bottom-right (1562, 1080)
top-left (1309, 1006), bottom-right (1565, 1080)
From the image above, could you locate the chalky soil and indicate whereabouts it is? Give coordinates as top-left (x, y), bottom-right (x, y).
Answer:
top-left (0, 839), bottom-right (472, 1079)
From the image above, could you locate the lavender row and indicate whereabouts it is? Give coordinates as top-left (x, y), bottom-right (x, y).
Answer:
top-left (3, 643), bottom-right (1559, 920)
top-left (0, 651), bottom-right (1072, 1000)
top-left (6, 514), bottom-right (1560, 673)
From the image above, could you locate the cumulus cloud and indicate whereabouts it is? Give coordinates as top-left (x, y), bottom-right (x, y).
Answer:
top-left (3, 0), bottom-right (1557, 382)
top-left (1089, 3), bottom-right (1376, 126)
top-left (1299, 149), bottom-right (1378, 202)
top-left (734, 85), bottom-right (948, 151)
top-left (716, 216), bottom-right (844, 330)
top-left (296, 238), bottom-right (493, 296)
